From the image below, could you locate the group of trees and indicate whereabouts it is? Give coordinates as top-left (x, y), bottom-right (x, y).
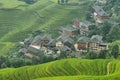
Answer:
top-left (85, 50), bottom-right (107, 59)
top-left (85, 44), bottom-right (119, 59)
top-left (0, 53), bottom-right (54, 69)
top-left (88, 21), bottom-right (120, 42)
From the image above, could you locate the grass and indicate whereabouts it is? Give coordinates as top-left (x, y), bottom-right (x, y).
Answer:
top-left (0, 42), bottom-right (14, 55)
top-left (110, 40), bottom-right (120, 52)
top-left (0, 0), bottom-right (92, 55)
top-left (0, 58), bottom-right (120, 80)
top-left (0, 0), bottom-right (25, 8)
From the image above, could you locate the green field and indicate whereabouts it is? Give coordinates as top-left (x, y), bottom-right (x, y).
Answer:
top-left (0, 0), bottom-right (92, 55)
top-left (0, 58), bottom-right (120, 80)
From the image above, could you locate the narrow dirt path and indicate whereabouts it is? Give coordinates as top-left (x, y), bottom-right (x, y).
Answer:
top-left (107, 62), bottom-right (111, 75)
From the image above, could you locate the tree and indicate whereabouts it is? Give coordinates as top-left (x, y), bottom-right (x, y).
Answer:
top-left (9, 58), bottom-right (25, 68)
top-left (107, 26), bottom-right (120, 42)
top-left (58, 0), bottom-right (60, 4)
top-left (0, 56), bottom-right (6, 65)
top-left (98, 50), bottom-right (107, 59)
top-left (88, 25), bottom-right (98, 37)
top-left (1, 63), bottom-right (7, 68)
top-left (31, 56), bottom-right (40, 64)
top-left (100, 21), bottom-right (111, 40)
top-left (59, 52), bottom-right (67, 59)
top-left (85, 51), bottom-right (97, 59)
top-left (111, 44), bottom-right (119, 59)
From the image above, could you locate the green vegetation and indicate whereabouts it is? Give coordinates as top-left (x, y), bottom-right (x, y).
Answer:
top-left (0, 59), bottom-right (120, 80)
top-left (0, 0), bottom-right (92, 55)
top-left (0, 42), bottom-right (14, 55)
top-left (0, 0), bottom-right (25, 8)
top-left (0, 0), bottom-right (119, 79)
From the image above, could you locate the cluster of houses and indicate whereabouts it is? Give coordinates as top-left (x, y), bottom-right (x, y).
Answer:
top-left (18, 20), bottom-right (108, 59)
top-left (17, 0), bottom-right (110, 59)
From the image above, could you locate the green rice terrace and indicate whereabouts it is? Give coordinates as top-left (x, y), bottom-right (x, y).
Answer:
top-left (0, 0), bottom-right (120, 80)
top-left (0, 59), bottom-right (120, 80)
top-left (0, 0), bottom-right (92, 55)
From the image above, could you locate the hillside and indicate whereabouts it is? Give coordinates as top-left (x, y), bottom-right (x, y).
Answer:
top-left (0, 59), bottom-right (120, 80)
top-left (0, 0), bottom-right (92, 55)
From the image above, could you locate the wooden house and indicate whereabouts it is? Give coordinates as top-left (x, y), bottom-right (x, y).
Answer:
top-left (59, 26), bottom-right (79, 37)
top-left (74, 36), bottom-right (90, 52)
top-left (72, 18), bottom-right (81, 28)
top-left (56, 35), bottom-right (75, 48)
top-left (41, 35), bottom-right (52, 46)
top-left (73, 19), bottom-right (93, 35)
top-left (56, 46), bottom-right (72, 57)
top-left (47, 39), bottom-right (56, 48)
top-left (92, 6), bottom-right (109, 24)
top-left (25, 46), bottom-right (41, 58)
top-left (79, 21), bottom-right (92, 35)
top-left (30, 35), bottom-right (42, 49)
top-left (89, 35), bottom-right (108, 52)
top-left (23, 37), bottom-right (33, 46)
top-left (18, 48), bottom-right (27, 55)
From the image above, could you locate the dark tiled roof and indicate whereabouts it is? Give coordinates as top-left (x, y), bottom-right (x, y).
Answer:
top-left (24, 37), bottom-right (33, 44)
top-left (78, 36), bottom-right (90, 43)
top-left (93, 6), bottom-right (109, 16)
top-left (47, 39), bottom-right (56, 46)
top-left (81, 21), bottom-right (92, 27)
top-left (18, 48), bottom-right (27, 54)
top-left (42, 34), bottom-right (52, 41)
top-left (90, 35), bottom-right (103, 43)
top-left (27, 46), bottom-right (41, 54)
top-left (31, 35), bottom-right (42, 44)
top-left (57, 46), bottom-right (71, 52)
top-left (57, 35), bottom-right (74, 44)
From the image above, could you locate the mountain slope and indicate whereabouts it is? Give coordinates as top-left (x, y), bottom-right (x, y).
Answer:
top-left (0, 59), bottom-right (120, 80)
top-left (0, 0), bottom-right (92, 55)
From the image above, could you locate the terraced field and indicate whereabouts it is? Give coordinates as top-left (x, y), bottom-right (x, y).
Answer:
top-left (0, 59), bottom-right (120, 80)
top-left (0, 0), bottom-right (92, 55)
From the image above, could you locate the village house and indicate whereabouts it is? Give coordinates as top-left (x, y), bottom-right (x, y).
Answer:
top-left (30, 35), bottom-right (42, 49)
top-left (47, 39), bottom-right (56, 48)
top-left (74, 35), bottom-right (108, 53)
top-left (18, 46), bottom-right (41, 58)
top-left (73, 19), bottom-right (93, 35)
top-left (59, 26), bottom-right (79, 37)
top-left (79, 21), bottom-right (93, 35)
top-left (74, 36), bottom-right (90, 52)
top-left (92, 6), bottom-right (109, 24)
top-left (89, 35), bottom-right (108, 52)
top-left (56, 35), bottom-right (75, 48)
top-left (24, 46), bottom-right (41, 58)
top-left (41, 34), bottom-right (52, 47)
top-left (56, 46), bottom-right (72, 57)
top-left (72, 18), bottom-right (81, 28)
top-left (19, 37), bottom-right (33, 47)
top-left (18, 48), bottom-right (27, 55)
top-left (96, 0), bottom-right (107, 4)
